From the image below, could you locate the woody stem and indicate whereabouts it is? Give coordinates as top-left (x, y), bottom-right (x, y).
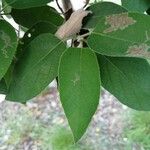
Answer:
top-left (61, 0), bottom-right (73, 20)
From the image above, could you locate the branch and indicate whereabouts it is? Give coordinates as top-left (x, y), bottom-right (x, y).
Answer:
top-left (86, 0), bottom-right (90, 4)
top-left (61, 0), bottom-right (73, 20)
top-left (83, 0), bottom-right (90, 8)
top-left (61, 0), bottom-right (72, 12)
top-left (56, 0), bottom-right (64, 14)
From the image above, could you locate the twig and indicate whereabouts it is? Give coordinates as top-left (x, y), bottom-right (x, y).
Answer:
top-left (56, 0), bottom-right (64, 14)
top-left (83, 0), bottom-right (90, 8)
top-left (78, 32), bottom-right (91, 39)
top-left (61, 0), bottom-right (73, 20)
top-left (61, 0), bottom-right (72, 12)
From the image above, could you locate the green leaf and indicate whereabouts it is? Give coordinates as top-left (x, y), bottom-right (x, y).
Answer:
top-left (22, 21), bottom-right (57, 45)
top-left (14, 21), bottom-right (57, 75)
top-left (5, 0), bottom-right (53, 9)
top-left (88, 13), bottom-right (150, 59)
top-left (98, 55), bottom-right (150, 111)
top-left (122, 0), bottom-right (150, 13)
top-left (2, 0), bottom-right (12, 14)
top-left (84, 2), bottom-right (127, 28)
top-left (4, 62), bottom-right (15, 88)
top-left (16, 21), bottom-right (58, 61)
top-left (11, 6), bottom-right (63, 28)
top-left (6, 33), bottom-right (66, 103)
top-left (0, 79), bottom-right (7, 94)
top-left (59, 48), bottom-right (100, 142)
top-left (0, 20), bottom-right (17, 80)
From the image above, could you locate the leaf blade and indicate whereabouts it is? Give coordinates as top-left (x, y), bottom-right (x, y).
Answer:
top-left (59, 48), bottom-right (100, 142)
top-left (98, 55), bottom-right (150, 111)
top-left (122, 0), bottom-right (150, 13)
top-left (84, 2), bottom-right (127, 28)
top-left (11, 6), bottom-right (63, 29)
top-left (5, 0), bottom-right (53, 9)
top-left (0, 79), bottom-right (7, 94)
top-left (88, 13), bottom-right (150, 59)
top-left (6, 33), bottom-right (66, 102)
top-left (0, 20), bottom-right (17, 80)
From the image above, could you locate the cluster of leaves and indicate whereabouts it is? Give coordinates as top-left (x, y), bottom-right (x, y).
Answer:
top-left (0, 0), bottom-right (150, 142)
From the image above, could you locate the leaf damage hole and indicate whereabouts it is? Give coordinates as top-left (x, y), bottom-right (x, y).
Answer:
top-left (104, 13), bottom-right (136, 33)
top-left (27, 33), bottom-right (32, 38)
top-left (127, 43), bottom-right (150, 59)
top-left (0, 30), bottom-right (12, 58)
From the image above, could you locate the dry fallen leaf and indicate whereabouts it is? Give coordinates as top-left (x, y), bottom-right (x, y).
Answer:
top-left (55, 9), bottom-right (91, 40)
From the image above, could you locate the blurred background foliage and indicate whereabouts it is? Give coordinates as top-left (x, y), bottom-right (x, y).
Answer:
top-left (0, 87), bottom-right (150, 150)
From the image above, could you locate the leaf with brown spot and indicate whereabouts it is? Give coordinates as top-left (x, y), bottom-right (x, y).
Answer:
top-left (88, 13), bottom-right (150, 60)
top-left (84, 2), bottom-right (127, 29)
top-left (127, 44), bottom-right (150, 59)
top-left (103, 13), bottom-right (136, 33)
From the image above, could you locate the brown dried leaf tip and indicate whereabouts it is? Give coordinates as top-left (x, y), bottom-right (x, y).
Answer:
top-left (127, 43), bottom-right (150, 59)
top-left (104, 13), bottom-right (136, 33)
top-left (55, 9), bottom-right (91, 40)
